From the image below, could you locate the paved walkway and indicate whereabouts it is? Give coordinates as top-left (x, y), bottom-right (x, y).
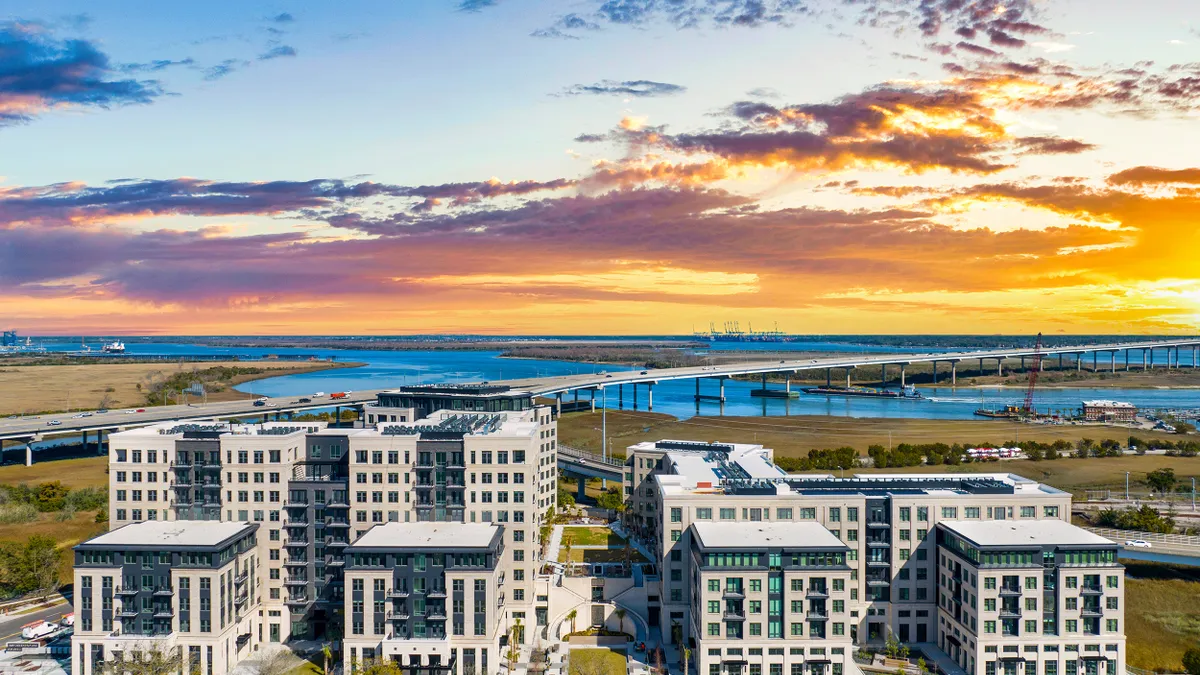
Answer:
top-left (547, 524), bottom-right (566, 562)
top-left (609, 522), bottom-right (655, 561)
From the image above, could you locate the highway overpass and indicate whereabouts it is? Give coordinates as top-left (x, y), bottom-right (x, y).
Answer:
top-left (1083, 527), bottom-right (1200, 564)
top-left (4, 336), bottom-right (1200, 463)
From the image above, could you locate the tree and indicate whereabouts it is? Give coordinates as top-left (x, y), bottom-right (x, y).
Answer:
top-left (507, 617), bottom-right (523, 671)
top-left (596, 488), bottom-right (624, 521)
top-left (1182, 647), bottom-right (1200, 675)
top-left (103, 644), bottom-right (200, 675)
top-left (25, 534), bottom-right (62, 597)
top-left (566, 608), bottom-right (578, 635)
top-left (357, 659), bottom-right (403, 675)
top-left (254, 647), bottom-right (296, 675)
top-left (557, 488), bottom-right (576, 511)
top-left (322, 646), bottom-right (333, 675)
top-left (683, 648), bottom-right (692, 675)
top-left (615, 608), bottom-right (627, 636)
top-left (1147, 468), bottom-right (1178, 493)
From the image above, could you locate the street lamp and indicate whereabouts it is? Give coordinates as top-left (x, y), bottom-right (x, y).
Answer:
top-left (1125, 472), bottom-right (1130, 501)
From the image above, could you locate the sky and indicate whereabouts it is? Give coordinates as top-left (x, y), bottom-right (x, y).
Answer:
top-left (3, 0), bottom-right (1200, 336)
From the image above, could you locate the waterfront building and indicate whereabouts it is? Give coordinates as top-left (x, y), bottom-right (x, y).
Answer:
top-left (1079, 401), bottom-right (1137, 423)
top-left (623, 440), bottom-right (1119, 675)
top-left (101, 386), bottom-right (557, 658)
top-left (71, 521), bottom-right (263, 675)
top-left (342, 523), bottom-right (508, 675)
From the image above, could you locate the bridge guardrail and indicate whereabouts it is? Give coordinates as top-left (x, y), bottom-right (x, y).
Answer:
top-left (1083, 527), bottom-right (1200, 548)
top-left (558, 445), bottom-right (624, 467)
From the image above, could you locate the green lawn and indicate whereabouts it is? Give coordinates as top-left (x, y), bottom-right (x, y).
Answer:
top-left (566, 548), bottom-right (649, 564)
top-left (563, 526), bottom-right (624, 547)
top-left (568, 649), bottom-right (627, 675)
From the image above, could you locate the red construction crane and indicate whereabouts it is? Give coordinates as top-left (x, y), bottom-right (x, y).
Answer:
top-left (1023, 332), bottom-right (1043, 415)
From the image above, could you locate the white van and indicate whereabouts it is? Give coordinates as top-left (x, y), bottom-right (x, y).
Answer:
top-left (22, 620), bottom-right (58, 639)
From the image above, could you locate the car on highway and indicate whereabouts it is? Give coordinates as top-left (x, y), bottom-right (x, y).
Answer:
top-left (1124, 539), bottom-right (1152, 548)
top-left (810, 359), bottom-right (817, 363)
top-left (313, 392), bottom-right (326, 398)
top-left (136, 408), bottom-right (146, 413)
top-left (605, 374), bottom-right (613, 378)
top-left (640, 370), bottom-right (648, 375)
top-left (21, 619), bottom-right (59, 640)
top-left (97, 409), bottom-right (108, 414)
top-left (253, 400), bottom-right (266, 407)
top-left (72, 413), bottom-right (86, 418)
top-left (267, 403), bottom-right (277, 407)
top-left (298, 398), bottom-right (311, 403)
top-left (46, 420), bottom-right (61, 426)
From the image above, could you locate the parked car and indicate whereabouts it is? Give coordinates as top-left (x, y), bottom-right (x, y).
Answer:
top-left (1124, 539), bottom-right (1152, 548)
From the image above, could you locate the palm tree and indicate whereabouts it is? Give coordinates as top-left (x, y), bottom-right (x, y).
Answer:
top-left (322, 646), bottom-right (332, 675)
top-left (683, 648), bottom-right (692, 675)
top-left (615, 608), bottom-right (627, 636)
top-left (566, 608), bottom-right (578, 635)
top-left (508, 617), bottom-right (523, 671)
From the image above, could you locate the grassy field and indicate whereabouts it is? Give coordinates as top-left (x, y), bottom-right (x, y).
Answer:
top-left (1122, 562), bottom-right (1200, 671)
top-left (0, 455), bottom-right (108, 489)
top-left (567, 649), bottom-right (627, 675)
top-left (563, 526), bottom-right (625, 547)
top-left (0, 359), bottom-right (359, 415)
top-left (559, 409), bottom-right (1181, 456)
top-left (566, 548), bottom-right (650, 564)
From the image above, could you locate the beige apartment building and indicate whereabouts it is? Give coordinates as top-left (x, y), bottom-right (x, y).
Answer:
top-left (71, 521), bottom-right (265, 675)
top-left (623, 440), bottom-right (1113, 675)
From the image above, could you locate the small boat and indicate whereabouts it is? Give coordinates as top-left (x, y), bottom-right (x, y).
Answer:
top-left (974, 404), bottom-right (1023, 418)
top-left (101, 340), bottom-right (126, 353)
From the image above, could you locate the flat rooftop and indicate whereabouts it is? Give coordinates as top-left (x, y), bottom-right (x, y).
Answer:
top-left (112, 421), bottom-right (325, 439)
top-left (351, 522), bottom-right (502, 550)
top-left (939, 520), bottom-right (1114, 548)
top-left (376, 409), bottom-right (538, 438)
top-left (650, 440), bottom-right (1067, 497)
top-left (692, 521), bottom-right (846, 550)
top-left (79, 520), bottom-right (255, 548)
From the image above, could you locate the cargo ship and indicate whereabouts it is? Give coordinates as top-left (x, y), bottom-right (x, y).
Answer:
top-left (801, 385), bottom-right (923, 399)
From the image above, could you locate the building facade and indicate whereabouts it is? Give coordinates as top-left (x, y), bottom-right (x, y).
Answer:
top-left (101, 385), bottom-right (558, 664)
top-left (1079, 401), bottom-right (1137, 423)
top-left (623, 440), bottom-right (1117, 675)
top-left (71, 521), bottom-right (264, 675)
top-left (342, 523), bottom-right (509, 675)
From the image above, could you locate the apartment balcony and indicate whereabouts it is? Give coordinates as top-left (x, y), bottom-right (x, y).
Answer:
top-left (999, 609), bottom-right (1022, 619)
top-left (285, 559), bottom-right (312, 568)
top-left (116, 608), bottom-right (140, 618)
top-left (325, 537), bottom-right (349, 549)
top-left (866, 540), bottom-right (890, 548)
top-left (388, 609), bottom-right (410, 621)
top-left (1080, 585), bottom-right (1104, 595)
top-left (722, 611), bottom-right (746, 621)
top-left (388, 588), bottom-right (410, 599)
top-left (1081, 608), bottom-right (1104, 617)
top-left (722, 588), bottom-right (745, 599)
top-left (326, 500), bottom-right (351, 509)
top-left (285, 539), bottom-right (310, 547)
top-left (427, 588), bottom-right (447, 599)
top-left (999, 586), bottom-right (1023, 597)
top-left (284, 597), bottom-right (311, 608)
top-left (286, 514), bottom-right (310, 526)
top-left (150, 586), bottom-right (173, 596)
top-left (806, 610), bottom-right (829, 621)
top-left (172, 479), bottom-right (194, 488)
top-left (866, 560), bottom-right (891, 568)
top-left (285, 577), bottom-right (309, 587)
top-left (325, 518), bottom-right (351, 529)
top-left (153, 609), bottom-right (174, 619)
top-left (286, 497), bottom-right (310, 508)
top-left (196, 463), bottom-right (222, 472)
top-left (115, 587), bottom-right (140, 597)
top-left (867, 521), bottom-right (890, 528)
top-left (170, 460), bottom-right (193, 469)
top-left (426, 608), bottom-right (447, 620)
top-left (235, 592), bottom-right (249, 606)
top-left (806, 587), bottom-right (829, 599)
top-left (235, 571), bottom-right (249, 585)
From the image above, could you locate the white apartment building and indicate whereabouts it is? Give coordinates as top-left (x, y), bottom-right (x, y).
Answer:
top-left (936, 520), bottom-right (1125, 675)
top-left (622, 440), bottom-right (1117, 675)
top-left (71, 521), bottom-right (265, 675)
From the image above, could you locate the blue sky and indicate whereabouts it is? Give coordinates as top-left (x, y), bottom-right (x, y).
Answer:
top-left (3, 0), bottom-right (1200, 334)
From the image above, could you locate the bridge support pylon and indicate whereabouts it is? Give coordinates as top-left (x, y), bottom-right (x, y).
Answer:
top-left (951, 361), bottom-right (957, 386)
top-left (577, 475), bottom-right (587, 500)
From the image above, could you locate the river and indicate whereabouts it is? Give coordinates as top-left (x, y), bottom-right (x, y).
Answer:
top-left (17, 339), bottom-right (1200, 421)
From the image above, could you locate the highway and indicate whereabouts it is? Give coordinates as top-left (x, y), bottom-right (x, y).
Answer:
top-left (3, 337), bottom-right (1200, 446)
top-left (0, 599), bottom-right (71, 643)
